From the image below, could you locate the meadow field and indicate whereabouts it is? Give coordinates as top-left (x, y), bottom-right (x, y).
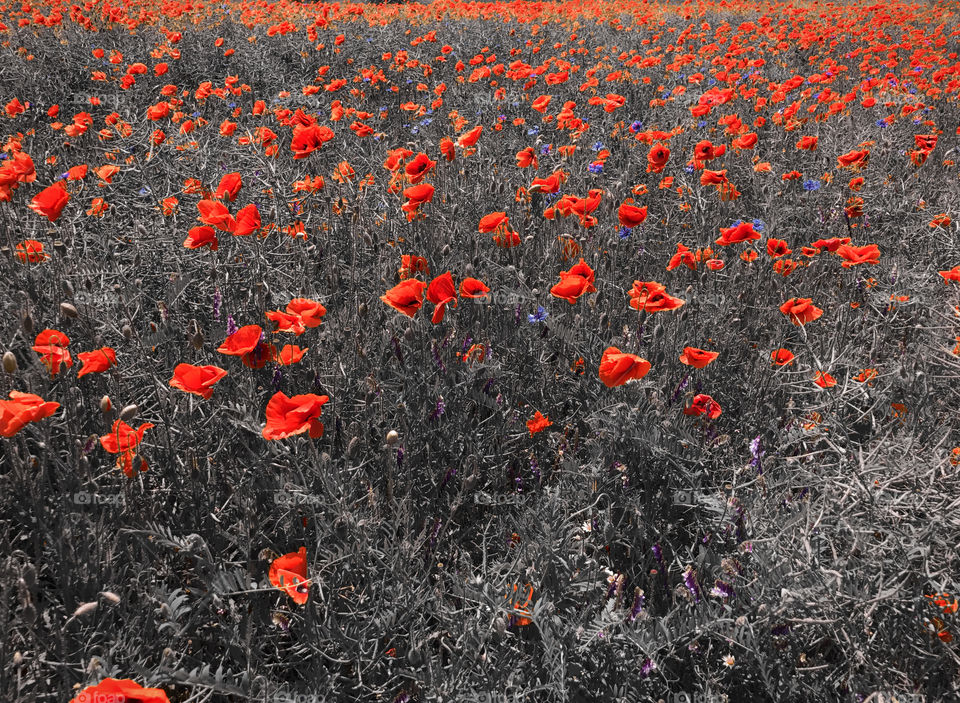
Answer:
top-left (1, 0), bottom-right (959, 700)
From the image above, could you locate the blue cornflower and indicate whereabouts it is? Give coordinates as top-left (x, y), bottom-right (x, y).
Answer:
top-left (592, 141), bottom-right (605, 151)
top-left (684, 163), bottom-right (695, 173)
top-left (587, 162), bottom-right (603, 174)
top-left (541, 144), bottom-right (551, 155)
top-left (752, 218), bottom-right (765, 232)
top-left (730, 219), bottom-right (743, 228)
top-left (803, 179), bottom-right (821, 191)
top-left (697, 120), bottom-right (707, 128)
top-left (618, 227), bottom-right (632, 240)
top-left (876, 119), bottom-right (888, 128)
top-left (630, 120), bottom-right (643, 132)
top-left (528, 306), bottom-right (549, 323)
top-left (527, 126), bottom-right (540, 136)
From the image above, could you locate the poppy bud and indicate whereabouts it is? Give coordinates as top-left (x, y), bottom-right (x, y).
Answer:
top-left (403, 326), bottom-right (415, 341)
top-left (100, 395), bottom-right (112, 413)
top-left (191, 330), bottom-right (204, 350)
top-left (122, 325), bottom-right (132, 339)
top-left (62, 280), bottom-right (74, 297)
top-left (60, 302), bottom-right (78, 318)
top-left (100, 591), bottom-right (120, 604)
top-left (358, 302), bottom-right (367, 317)
top-left (21, 313), bottom-right (34, 335)
top-left (2, 351), bottom-right (17, 373)
top-left (12, 652), bottom-right (22, 667)
top-left (346, 436), bottom-right (359, 458)
top-left (119, 403), bottom-right (138, 421)
top-left (363, 234), bottom-right (373, 247)
top-left (465, 263), bottom-right (475, 276)
top-left (136, 223), bottom-right (148, 238)
top-left (386, 429), bottom-right (399, 445)
top-left (442, 244), bottom-right (451, 256)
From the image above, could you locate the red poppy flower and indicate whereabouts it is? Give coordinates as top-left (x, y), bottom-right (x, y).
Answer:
top-left (286, 298), bottom-right (326, 327)
top-left (291, 124), bottom-right (334, 159)
top-left (427, 271), bottom-right (457, 323)
top-left (217, 325), bottom-right (263, 355)
top-left (939, 265), bottom-right (960, 284)
top-left (618, 198), bottom-right (648, 228)
top-left (516, 146), bottom-right (538, 168)
top-left (667, 243), bottom-right (697, 271)
top-left (705, 258), bottom-right (724, 270)
top-left (732, 132), bottom-right (757, 149)
top-left (100, 419), bottom-right (154, 477)
top-left (264, 307), bottom-right (305, 335)
top-left (700, 169), bottom-right (728, 186)
top-left (233, 203), bottom-right (261, 236)
top-left (216, 173), bottom-right (243, 203)
top-left (715, 221), bottom-right (760, 246)
top-left (837, 149), bottom-right (869, 169)
top-left (169, 363), bottom-right (228, 399)
top-left (404, 152), bottom-right (436, 184)
top-left (29, 181), bottom-right (69, 221)
top-left (550, 259), bottom-right (596, 304)
top-left (0, 391), bottom-right (59, 438)
top-left (197, 199), bottom-right (236, 233)
top-left (766, 238), bottom-right (791, 258)
top-left (70, 678), bottom-right (169, 703)
top-left (796, 135), bottom-right (818, 150)
top-left (810, 236), bottom-right (850, 253)
top-left (771, 348), bottom-right (795, 366)
top-left (835, 243), bottom-right (880, 267)
top-left (526, 410), bottom-right (552, 435)
top-left (381, 279), bottom-right (427, 317)
top-left (262, 391), bottom-right (329, 440)
top-left (456, 124), bottom-right (482, 148)
top-left (684, 393), bottom-right (722, 419)
top-left (77, 347), bottom-right (116, 378)
top-left (32, 328), bottom-right (72, 376)
top-left (269, 547), bottom-right (310, 605)
top-left (183, 225), bottom-right (218, 251)
top-left (401, 183), bottom-right (434, 219)
top-left (646, 143), bottom-right (670, 173)
top-left (276, 345), bottom-right (308, 365)
top-left (599, 347), bottom-right (651, 388)
top-left (478, 211), bottom-right (509, 233)
top-left (460, 277), bottom-right (490, 298)
top-left (679, 347), bottom-right (719, 369)
top-left (439, 136), bottom-right (455, 161)
top-left (628, 281), bottom-right (685, 313)
top-left (15, 239), bottom-right (48, 263)
top-left (780, 298), bottom-right (823, 326)
top-left (813, 370), bottom-right (837, 388)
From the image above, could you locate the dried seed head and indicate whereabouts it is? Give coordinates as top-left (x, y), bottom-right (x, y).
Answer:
top-left (21, 313), bottom-right (34, 336)
top-left (2, 351), bottom-right (17, 373)
top-left (119, 404), bottom-right (138, 422)
top-left (60, 302), bottom-right (78, 319)
top-left (121, 325), bottom-right (132, 340)
top-left (71, 602), bottom-right (99, 620)
top-left (86, 656), bottom-right (101, 673)
top-left (385, 430), bottom-right (399, 445)
top-left (99, 591), bottom-right (121, 605)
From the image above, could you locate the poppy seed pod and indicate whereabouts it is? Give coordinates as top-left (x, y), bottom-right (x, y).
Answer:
top-left (386, 429), bottom-right (399, 445)
top-left (60, 302), bottom-right (78, 318)
top-left (2, 351), bottom-right (17, 373)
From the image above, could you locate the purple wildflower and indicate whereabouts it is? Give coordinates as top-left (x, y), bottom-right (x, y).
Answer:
top-left (225, 314), bottom-right (239, 336)
top-left (213, 288), bottom-right (222, 321)
top-left (683, 566), bottom-right (701, 603)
